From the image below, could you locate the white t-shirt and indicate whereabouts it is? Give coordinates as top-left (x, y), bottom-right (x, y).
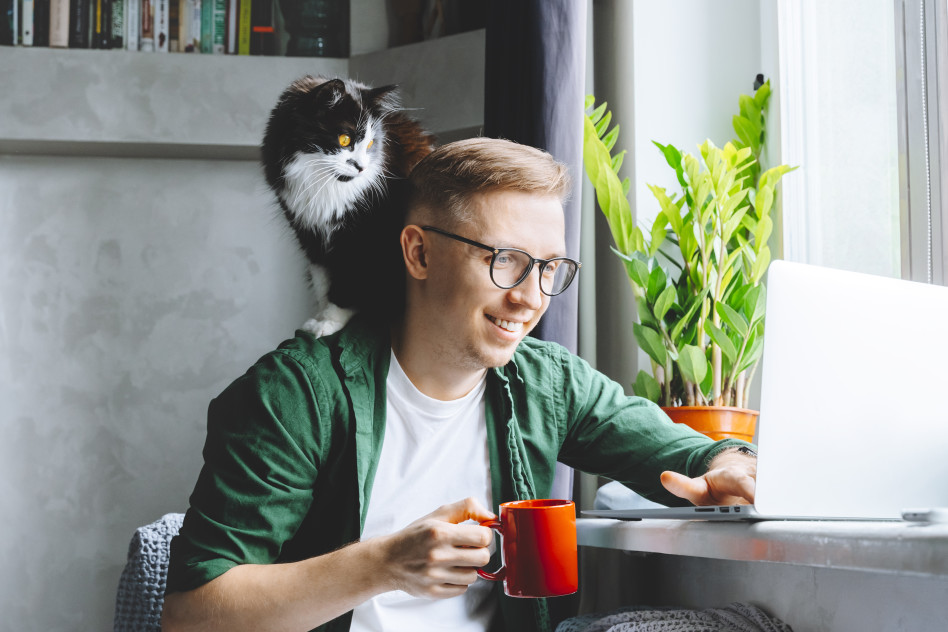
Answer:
top-left (348, 351), bottom-right (496, 632)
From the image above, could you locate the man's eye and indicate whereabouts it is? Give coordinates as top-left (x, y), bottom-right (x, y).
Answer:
top-left (542, 261), bottom-right (559, 276)
top-left (338, 134), bottom-right (351, 147)
top-left (494, 254), bottom-right (514, 267)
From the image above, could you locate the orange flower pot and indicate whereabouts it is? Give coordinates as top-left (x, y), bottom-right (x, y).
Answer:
top-left (661, 406), bottom-right (758, 443)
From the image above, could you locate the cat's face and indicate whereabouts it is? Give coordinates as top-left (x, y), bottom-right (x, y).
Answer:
top-left (263, 77), bottom-right (397, 235)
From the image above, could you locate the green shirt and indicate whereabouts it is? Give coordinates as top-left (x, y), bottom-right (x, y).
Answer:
top-left (167, 316), bottom-right (747, 631)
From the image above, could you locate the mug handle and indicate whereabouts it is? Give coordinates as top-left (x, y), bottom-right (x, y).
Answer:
top-left (476, 519), bottom-right (506, 581)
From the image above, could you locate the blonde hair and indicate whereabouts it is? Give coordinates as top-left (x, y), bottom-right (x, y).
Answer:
top-left (407, 137), bottom-right (571, 227)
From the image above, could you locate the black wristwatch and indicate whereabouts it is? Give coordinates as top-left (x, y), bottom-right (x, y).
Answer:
top-left (737, 445), bottom-right (758, 458)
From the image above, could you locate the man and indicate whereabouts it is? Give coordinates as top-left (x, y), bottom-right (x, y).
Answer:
top-left (162, 138), bottom-right (757, 632)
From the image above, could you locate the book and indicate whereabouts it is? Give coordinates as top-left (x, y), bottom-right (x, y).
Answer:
top-left (125, 0), bottom-right (138, 49)
top-left (167, 0), bottom-right (176, 49)
top-left (186, 0), bottom-right (199, 51)
top-left (224, 0), bottom-right (233, 55)
top-left (249, 0), bottom-right (274, 55)
top-left (211, 0), bottom-right (222, 52)
top-left (69, 0), bottom-right (90, 48)
top-left (0, 0), bottom-right (13, 46)
top-left (176, 0), bottom-right (186, 50)
top-left (33, 0), bottom-right (49, 45)
top-left (22, 0), bottom-right (34, 45)
top-left (236, 0), bottom-right (248, 54)
top-left (92, 0), bottom-right (112, 48)
top-left (154, 0), bottom-right (166, 50)
top-left (109, 0), bottom-right (122, 47)
top-left (139, 0), bottom-right (153, 50)
top-left (49, 0), bottom-right (68, 46)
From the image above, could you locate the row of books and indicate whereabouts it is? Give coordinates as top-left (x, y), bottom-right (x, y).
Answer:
top-left (0, 0), bottom-right (349, 56)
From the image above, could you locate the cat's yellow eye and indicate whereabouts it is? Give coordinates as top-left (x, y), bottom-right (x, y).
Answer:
top-left (338, 134), bottom-right (351, 147)
top-left (367, 139), bottom-right (374, 149)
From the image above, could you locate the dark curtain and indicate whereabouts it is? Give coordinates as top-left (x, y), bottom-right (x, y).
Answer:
top-left (484, 2), bottom-right (586, 625)
top-left (484, 0), bottom-right (587, 355)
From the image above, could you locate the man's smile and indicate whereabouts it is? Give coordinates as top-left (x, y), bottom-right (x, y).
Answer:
top-left (486, 314), bottom-right (526, 334)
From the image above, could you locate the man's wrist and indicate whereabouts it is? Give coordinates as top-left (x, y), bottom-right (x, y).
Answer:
top-left (706, 444), bottom-right (758, 471)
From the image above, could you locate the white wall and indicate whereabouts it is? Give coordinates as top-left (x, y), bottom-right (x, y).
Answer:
top-left (0, 155), bottom-right (311, 630)
top-left (631, 0), bottom-right (763, 229)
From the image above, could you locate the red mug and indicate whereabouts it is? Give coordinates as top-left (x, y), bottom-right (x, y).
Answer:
top-left (477, 499), bottom-right (578, 598)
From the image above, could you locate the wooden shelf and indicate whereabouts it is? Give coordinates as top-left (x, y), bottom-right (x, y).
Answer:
top-left (0, 29), bottom-right (484, 159)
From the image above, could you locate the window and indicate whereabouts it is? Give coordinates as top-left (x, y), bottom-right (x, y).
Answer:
top-left (777, 0), bottom-right (947, 284)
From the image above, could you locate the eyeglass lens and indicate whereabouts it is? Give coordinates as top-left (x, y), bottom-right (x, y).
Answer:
top-left (490, 250), bottom-right (577, 295)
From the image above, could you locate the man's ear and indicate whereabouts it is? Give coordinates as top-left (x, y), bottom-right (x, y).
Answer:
top-left (401, 225), bottom-right (429, 280)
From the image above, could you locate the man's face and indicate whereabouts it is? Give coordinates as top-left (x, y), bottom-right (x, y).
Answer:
top-left (422, 189), bottom-right (567, 371)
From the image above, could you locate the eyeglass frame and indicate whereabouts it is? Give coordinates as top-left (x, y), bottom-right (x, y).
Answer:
top-left (420, 225), bottom-right (581, 296)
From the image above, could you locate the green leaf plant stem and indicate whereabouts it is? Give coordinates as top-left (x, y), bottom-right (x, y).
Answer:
top-left (582, 81), bottom-right (796, 409)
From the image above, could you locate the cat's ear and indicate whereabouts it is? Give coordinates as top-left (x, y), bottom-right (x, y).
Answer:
top-left (364, 84), bottom-right (401, 114)
top-left (312, 78), bottom-right (348, 108)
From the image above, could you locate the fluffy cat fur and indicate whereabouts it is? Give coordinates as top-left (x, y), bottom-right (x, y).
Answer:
top-left (261, 75), bottom-right (435, 336)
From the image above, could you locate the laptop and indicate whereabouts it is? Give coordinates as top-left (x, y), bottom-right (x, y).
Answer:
top-left (583, 260), bottom-right (948, 521)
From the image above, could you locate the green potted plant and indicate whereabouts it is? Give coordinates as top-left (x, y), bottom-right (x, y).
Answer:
top-left (582, 80), bottom-right (796, 442)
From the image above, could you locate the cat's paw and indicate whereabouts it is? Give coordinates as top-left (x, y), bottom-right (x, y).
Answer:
top-left (302, 318), bottom-right (346, 338)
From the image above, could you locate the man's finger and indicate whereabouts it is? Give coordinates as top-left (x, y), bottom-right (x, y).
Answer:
top-left (430, 497), bottom-right (496, 524)
top-left (660, 470), bottom-right (708, 504)
top-left (450, 524), bottom-right (494, 549)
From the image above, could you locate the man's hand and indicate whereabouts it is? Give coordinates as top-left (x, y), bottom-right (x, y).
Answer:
top-left (660, 448), bottom-right (757, 505)
top-left (376, 497), bottom-right (496, 599)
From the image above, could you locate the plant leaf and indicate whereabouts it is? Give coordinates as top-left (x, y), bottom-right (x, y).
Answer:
top-left (633, 370), bottom-right (663, 404)
top-left (646, 265), bottom-right (667, 304)
top-left (603, 125), bottom-right (620, 152)
top-left (744, 284), bottom-right (768, 325)
top-left (707, 322), bottom-right (738, 363)
top-left (653, 285), bottom-right (677, 322)
top-left (595, 111), bottom-right (613, 137)
top-left (677, 344), bottom-right (708, 385)
top-left (633, 323), bottom-right (668, 367)
top-left (717, 302), bottom-right (749, 338)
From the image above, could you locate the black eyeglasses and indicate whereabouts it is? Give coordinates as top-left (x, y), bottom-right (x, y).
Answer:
top-left (421, 226), bottom-right (581, 296)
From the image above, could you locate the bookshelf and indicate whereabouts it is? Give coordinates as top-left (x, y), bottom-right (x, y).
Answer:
top-left (0, 28), bottom-right (485, 159)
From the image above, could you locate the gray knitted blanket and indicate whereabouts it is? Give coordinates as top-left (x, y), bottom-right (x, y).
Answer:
top-left (556, 603), bottom-right (793, 632)
top-left (113, 512), bottom-right (185, 632)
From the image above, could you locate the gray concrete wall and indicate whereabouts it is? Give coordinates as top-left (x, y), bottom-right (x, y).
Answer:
top-left (0, 26), bottom-right (484, 631)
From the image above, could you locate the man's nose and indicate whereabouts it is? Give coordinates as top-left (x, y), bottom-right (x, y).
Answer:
top-left (506, 265), bottom-right (544, 310)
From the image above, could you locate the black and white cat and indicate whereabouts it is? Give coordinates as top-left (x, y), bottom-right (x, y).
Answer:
top-left (261, 75), bottom-right (435, 336)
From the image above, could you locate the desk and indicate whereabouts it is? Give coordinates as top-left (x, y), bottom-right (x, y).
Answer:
top-left (576, 518), bottom-right (948, 630)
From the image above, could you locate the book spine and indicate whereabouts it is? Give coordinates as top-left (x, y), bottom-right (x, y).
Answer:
top-left (69, 0), bottom-right (89, 48)
top-left (198, 0), bottom-right (207, 52)
top-left (188, 0), bottom-right (198, 51)
top-left (109, 0), bottom-right (122, 47)
top-left (224, 0), bottom-right (233, 53)
top-left (153, 0), bottom-right (166, 50)
top-left (176, 0), bottom-right (186, 50)
top-left (211, 0), bottom-right (222, 53)
top-left (48, 0), bottom-right (68, 45)
top-left (125, 0), bottom-right (138, 49)
top-left (22, 0), bottom-right (34, 45)
top-left (92, 0), bottom-right (111, 48)
top-left (167, 0), bottom-right (176, 50)
top-left (236, 0), bottom-right (247, 55)
top-left (32, 0), bottom-right (48, 45)
top-left (139, 0), bottom-right (152, 50)
top-left (1, 0), bottom-right (13, 46)
top-left (249, 0), bottom-right (273, 56)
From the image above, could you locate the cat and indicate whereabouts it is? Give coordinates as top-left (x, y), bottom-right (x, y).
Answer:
top-left (261, 75), bottom-right (436, 336)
